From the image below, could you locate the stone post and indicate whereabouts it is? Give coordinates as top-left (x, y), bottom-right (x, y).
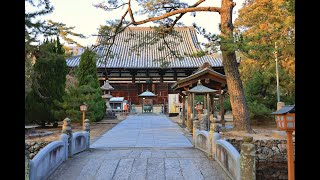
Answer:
top-left (193, 120), bottom-right (199, 147)
top-left (25, 143), bottom-right (30, 180)
top-left (84, 119), bottom-right (90, 149)
top-left (62, 118), bottom-right (73, 158)
top-left (210, 123), bottom-right (221, 160)
top-left (240, 136), bottom-right (256, 180)
top-left (60, 133), bottom-right (69, 160)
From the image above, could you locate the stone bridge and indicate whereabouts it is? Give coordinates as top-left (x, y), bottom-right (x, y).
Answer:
top-left (48, 114), bottom-right (230, 180)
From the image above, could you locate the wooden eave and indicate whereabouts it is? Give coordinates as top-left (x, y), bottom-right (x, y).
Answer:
top-left (172, 68), bottom-right (226, 90)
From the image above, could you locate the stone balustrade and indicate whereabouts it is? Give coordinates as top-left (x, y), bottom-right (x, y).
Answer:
top-left (193, 122), bottom-right (255, 180)
top-left (71, 131), bottom-right (89, 155)
top-left (195, 130), bottom-right (211, 154)
top-left (215, 139), bottom-right (241, 180)
top-left (26, 117), bottom-right (91, 180)
top-left (226, 138), bottom-right (294, 179)
top-left (29, 134), bottom-right (68, 180)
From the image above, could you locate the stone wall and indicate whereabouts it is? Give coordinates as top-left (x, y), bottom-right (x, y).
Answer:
top-left (225, 138), bottom-right (295, 180)
top-left (25, 141), bottom-right (51, 159)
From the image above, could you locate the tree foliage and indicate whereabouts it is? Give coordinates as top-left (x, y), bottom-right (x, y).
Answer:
top-left (25, 38), bottom-right (68, 125)
top-left (25, 0), bottom-right (86, 53)
top-left (55, 49), bottom-right (105, 122)
top-left (234, 0), bottom-right (295, 121)
top-left (234, 0), bottom-right (294, 76)
top-left (77, 50), bottom-right (100, 87)
top-left (25, 0), bottom-right (86, 99)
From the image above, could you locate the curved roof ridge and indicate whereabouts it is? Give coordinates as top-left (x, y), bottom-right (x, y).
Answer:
top-left (123, 26), bottom-right (197, 31)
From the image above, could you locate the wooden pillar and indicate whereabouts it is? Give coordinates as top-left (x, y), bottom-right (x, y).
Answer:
top-left (160, 75), bottom-right (163, 83)
top-left (204, 94), bottom-right (207, 109)
top-left (207, 93), bottom-right (211, 129)
top-left (187, 93), bottom-right (191, 130)
top-left (132, 74), bottom-right (136, 83)
top-left (182, 95), bottom-right (186, 126)
top-left (130, 70), bottom-right (137, 84)
top-left (173, 70), bottom-right (177, 81)
top-left (152, 84), bottom-right (155, 93)
top-left (159, 70), bottom-right (165, 83)
top-left (220, 93), bottom-right (225, 127)
top-left (192, 93), bottom-right (195, 117)
top-left (211, 95), bottom-right (215, 115)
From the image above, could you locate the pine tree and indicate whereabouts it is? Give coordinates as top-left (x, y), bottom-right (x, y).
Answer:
top-left (77, 49), bottom-right (99, 87)
top-left (77, 49), bottom-right (105, 121)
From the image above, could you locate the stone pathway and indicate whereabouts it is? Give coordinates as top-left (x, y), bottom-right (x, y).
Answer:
top-left (48, 113), bottom-right (230, 180)
top-left (91, 113), bottom-right (192, 148)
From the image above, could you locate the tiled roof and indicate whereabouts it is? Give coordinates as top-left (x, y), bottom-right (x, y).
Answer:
top-left (110, 97), bottom-right (125, 102)
top-left (171, 66), bottom-right (226, 90)
top-left (66, 26), bottom-right (223, 69)
top-left (100, 80), bottom-right (114, 90)
top-left (138, 90), bottom-right (157, 97)
top-left (271, 105), bottom-right (295, 114)
top-left (188, 80), bottom-right (217, 93)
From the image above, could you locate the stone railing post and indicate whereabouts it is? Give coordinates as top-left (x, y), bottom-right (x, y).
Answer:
top-left (84, 119), bottom-right (90, 149)
top-left (240, 136), bottom-right (256, 180)
top-left (193, 120), bottom-right (199, 146)
top-left (62, 118), bottom-right (73, 158)
top-left (210, 123), bottom-right (220, 160)
top-left (25, 143), bottom-right (30, 180)
top-left (60, 133), bottom-right (69, 160)
top-left (209, 123), bottom-right (213, 159)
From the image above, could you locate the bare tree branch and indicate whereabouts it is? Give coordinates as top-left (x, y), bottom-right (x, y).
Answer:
top-left (168, 0), bottom-right (206, 32)
top-left (93, 2), bottom-right (128, 10)
top-left (128, 6), bottom-right (221, 25)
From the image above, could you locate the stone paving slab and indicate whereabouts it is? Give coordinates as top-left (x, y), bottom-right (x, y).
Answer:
top-left (49, 148), bottom-right (230, 180)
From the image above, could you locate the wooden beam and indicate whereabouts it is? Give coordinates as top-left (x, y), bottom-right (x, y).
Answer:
top-left (185, 70), bottom-right (193, 76)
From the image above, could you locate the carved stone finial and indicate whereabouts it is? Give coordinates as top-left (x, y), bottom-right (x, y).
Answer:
top-left (243, 136), bottom-right (253, 143)
top-left (61, 117), bottom-right (73, 157)
top-left (197, 79), bottom-right (202, 85)
top-left (84, 119), bottom-right (90, 132)
top-left (210, 123), bottom-right (220, 133)
top-left (62, 118), bottom-right (72, 134)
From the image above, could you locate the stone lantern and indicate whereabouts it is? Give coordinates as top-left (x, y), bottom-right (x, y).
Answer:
top-left (100, 80), bottom-right (116, 118)
top-left (188, 80), bottom-right (217, 130)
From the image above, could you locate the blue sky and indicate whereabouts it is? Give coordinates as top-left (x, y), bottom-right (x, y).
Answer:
top-left (35, 0), bottom-right (245, 47)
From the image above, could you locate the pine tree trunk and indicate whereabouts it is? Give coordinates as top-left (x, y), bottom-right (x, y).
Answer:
top-left (220, 0), bottom-right (252, 132)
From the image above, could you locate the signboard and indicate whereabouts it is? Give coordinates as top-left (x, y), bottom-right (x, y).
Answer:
top-left (168, 94), bottom-right (180, 113)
